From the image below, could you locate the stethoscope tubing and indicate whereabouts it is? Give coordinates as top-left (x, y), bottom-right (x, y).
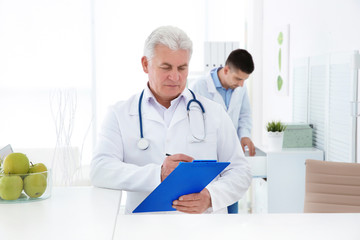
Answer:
top-left (138, 90), bottom-right (145, 139)
top-left (187, 89), bottom-right (205, 113)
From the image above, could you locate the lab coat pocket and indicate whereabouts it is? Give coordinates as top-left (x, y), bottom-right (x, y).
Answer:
top-left (187, 133), bottom-right (217, 160)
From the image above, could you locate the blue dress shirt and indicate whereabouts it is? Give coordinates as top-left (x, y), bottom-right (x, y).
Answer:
top-left (210, 67), bottom-right (233, 110)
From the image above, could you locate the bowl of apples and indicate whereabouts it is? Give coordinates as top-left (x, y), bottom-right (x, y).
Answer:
top-left (0, 152), bottom-right (52, 203)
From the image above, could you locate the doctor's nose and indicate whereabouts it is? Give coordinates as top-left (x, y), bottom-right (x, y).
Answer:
top-left (168, 70), bottom-right (180, 81)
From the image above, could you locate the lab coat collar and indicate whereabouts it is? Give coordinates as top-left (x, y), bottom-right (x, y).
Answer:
top-left (226, 85), bottom-right (242, 114)
top-left (206, 71), bottom-right (217, 94)
top-left (205, 72), bottom-right (227, 110)
top-left (128, 86), bottom-right (164, 123)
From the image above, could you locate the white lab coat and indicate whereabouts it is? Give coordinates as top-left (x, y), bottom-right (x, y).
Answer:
top-left (90, 87), bottom-right (251, 214)
top-left (190, 71), bottom-right (252, 140)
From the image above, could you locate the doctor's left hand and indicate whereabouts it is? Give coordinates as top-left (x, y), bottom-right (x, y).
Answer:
top-left (172, 188), bottom-right (212, 214)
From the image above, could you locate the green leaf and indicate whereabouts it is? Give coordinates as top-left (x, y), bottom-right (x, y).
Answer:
top-left (278, 48), bottom-right (282, 71)
top-left (277, 75), bottom-right (283, 91)
top-left (266, 121), bottom-right (287, 132)
top-left (278, 32), bottom-right (283, 45)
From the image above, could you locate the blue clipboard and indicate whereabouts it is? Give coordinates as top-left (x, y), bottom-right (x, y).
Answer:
top-left (133, 160), bottom-right (230, 213)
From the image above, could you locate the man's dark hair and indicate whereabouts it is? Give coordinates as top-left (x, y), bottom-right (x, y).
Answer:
top-left (225, 49), bottom-right (254, 74)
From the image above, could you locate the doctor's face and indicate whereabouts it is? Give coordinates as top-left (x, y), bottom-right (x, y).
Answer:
top-left (223, 66), bottom-right (250, 90)
top-left (141, 44), bottom-right (190, 108)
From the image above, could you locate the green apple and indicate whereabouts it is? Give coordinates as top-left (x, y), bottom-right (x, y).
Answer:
top-left (0, 175), bottom-right (23, 200)
top-left (28, 162), bottom-right (48, 177)
top-left (3, 153), bottom-right (30, 174)
top-left (24, 173), bottom-right (47, 198)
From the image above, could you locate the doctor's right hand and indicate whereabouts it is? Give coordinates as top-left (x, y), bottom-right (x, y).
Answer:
top-left (161, 154), bottom-right (194, 182)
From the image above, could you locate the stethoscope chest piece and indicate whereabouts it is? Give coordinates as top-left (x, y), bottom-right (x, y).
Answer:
top-left (137, 138), bottom-right (150, 150)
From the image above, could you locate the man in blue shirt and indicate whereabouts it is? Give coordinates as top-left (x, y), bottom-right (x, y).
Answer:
top-left (190, 49), bottom-right (255, 213)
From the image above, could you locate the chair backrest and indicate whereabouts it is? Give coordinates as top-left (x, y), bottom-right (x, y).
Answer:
top-left (304, 159), bottom-right (360, 213)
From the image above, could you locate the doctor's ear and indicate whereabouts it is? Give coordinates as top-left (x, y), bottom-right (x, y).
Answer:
top-left (141, 56), bottom-right (149, 73)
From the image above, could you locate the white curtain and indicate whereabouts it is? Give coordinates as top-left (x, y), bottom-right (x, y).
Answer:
top-left (0, 0), bottom-right (248, 184)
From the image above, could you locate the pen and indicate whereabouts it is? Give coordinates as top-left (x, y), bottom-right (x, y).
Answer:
top-left (165, 153), bottom-right (171, 156)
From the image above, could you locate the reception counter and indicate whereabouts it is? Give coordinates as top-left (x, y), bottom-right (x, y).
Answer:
top-left (114, 213), bottom-right (360, 240)
top-left (1, 187), bottom-right (359, 240)
top-left (0, 187), bottom-right (121, 240)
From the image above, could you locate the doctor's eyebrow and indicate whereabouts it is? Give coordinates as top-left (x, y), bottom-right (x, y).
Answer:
top-left (159, 63), bottom-right (188, 70)
top-left (159, 63), bottom-right (172, 68)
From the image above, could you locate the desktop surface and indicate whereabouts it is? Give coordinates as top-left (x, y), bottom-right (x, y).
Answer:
top-left (0, 186), bottom-right (121, 240)
top-left (114, 213), bottom-right (360, 240)
top-left (1, 186), bottom-right (359, 240)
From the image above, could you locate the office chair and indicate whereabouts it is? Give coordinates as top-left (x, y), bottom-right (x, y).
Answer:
top-left (304, 159), bottom-right (360, 213)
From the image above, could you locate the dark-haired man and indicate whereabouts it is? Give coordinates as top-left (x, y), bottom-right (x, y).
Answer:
top-left (190, 49), bottom-right (255, 213)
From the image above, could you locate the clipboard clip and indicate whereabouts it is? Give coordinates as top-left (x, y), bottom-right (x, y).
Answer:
top-left (192, 160), bottom-right (217, 163)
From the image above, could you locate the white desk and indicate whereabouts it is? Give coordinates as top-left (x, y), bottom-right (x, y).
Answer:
top-left (113, 213), bottom-right (360, 240)
top-left (0, 187), bottom-right (122, 240)
top-left (266, 147), bottom-right (323, 213)
top-left (1, 187), bottom-right (359, 240)
top-left (246, 147), bottom-right (324, 213)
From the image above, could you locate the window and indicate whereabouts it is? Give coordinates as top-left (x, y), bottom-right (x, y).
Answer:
top-left (0, 0), bottom-right (249, 185)
top-left (292, 51), bottom-right (359, 163)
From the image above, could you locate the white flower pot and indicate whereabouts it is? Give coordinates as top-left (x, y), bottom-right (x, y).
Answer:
top-left (267, 131), bottom-right (284, 151)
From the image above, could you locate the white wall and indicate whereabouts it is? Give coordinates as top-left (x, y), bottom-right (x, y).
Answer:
top-left (252, 0), bottom-right (360, 146)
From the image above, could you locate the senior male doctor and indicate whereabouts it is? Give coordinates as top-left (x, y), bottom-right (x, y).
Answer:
top-left (90, 26), bottom-right (251, 214)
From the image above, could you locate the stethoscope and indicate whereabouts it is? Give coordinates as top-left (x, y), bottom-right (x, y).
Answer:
top-left (137, 89), bottom-right (206, 150)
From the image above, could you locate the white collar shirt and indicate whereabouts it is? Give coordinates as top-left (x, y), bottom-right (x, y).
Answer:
top-left (143, 86), bottom-right (186, 128)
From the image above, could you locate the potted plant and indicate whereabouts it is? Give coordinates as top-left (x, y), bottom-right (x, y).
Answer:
top-left (266, 121), bottom-right (287, 151)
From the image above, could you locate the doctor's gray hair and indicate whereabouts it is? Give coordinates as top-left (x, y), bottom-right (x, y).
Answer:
top-left (143, 26), bottom-right (193, 61)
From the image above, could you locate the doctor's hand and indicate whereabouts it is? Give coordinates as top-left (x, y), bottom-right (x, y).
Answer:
top-left (172, 188), bottom-right (212, 214)
top-left (241, 137), bottom-right (256, 156)
top-left (161, 154), bottom-right (194, 182)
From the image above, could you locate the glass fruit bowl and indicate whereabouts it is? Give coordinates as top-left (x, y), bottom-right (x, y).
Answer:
top-left (0, 169), bottom-right (52, 203)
